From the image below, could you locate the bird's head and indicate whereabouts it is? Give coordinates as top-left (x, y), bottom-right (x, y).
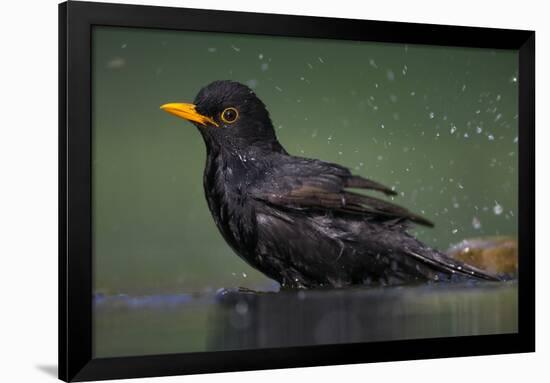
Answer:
top-left (161, 80), bottom-right (281, 151)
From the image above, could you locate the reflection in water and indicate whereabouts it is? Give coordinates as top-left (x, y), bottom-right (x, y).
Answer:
top-left (94, 282), bottom-right (517, 357)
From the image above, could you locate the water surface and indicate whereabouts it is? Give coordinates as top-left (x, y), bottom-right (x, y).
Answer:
top-left (94, 282), bottom-right (517, 357)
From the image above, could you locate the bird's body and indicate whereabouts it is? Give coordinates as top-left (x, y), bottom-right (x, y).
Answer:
top-left (162, 80), bottom-right (499, 288)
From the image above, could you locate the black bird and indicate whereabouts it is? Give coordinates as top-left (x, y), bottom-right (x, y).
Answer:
top-left (161, 80), bottom-right (499, 289)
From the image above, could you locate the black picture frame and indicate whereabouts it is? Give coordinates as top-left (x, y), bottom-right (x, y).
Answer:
top-left (59, 1), bottom-right (535, 381)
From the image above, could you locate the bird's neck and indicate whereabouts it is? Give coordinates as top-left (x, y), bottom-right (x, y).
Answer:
top-left (201, 133), bottom-right (287, 203)
top-left (206, 136), bottom-right (287, 156)
top-left (204, 146), bottom-right (261, 190)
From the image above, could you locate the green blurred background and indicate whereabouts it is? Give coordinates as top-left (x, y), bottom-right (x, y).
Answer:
top-left (92, 26), bottom-right (518, 296)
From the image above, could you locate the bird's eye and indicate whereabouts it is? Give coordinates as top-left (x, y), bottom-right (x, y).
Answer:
top-left (221, 107), bottom-right (239, 124)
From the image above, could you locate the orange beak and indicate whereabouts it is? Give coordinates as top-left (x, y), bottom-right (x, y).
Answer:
top-left (160, 103), bottom-right (219, 127)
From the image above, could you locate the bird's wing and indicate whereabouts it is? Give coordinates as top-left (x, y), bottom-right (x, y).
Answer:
top-left (250, 157), bottom-right (434, 227)
top-left (344, 174), bottom-right (397, 196)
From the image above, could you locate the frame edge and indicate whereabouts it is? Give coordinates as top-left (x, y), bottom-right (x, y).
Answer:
top-left (62, 1), bottom-right (95, 380)
top-left (59, 2), bottom-right (68, 381)
top-left (517, 31), bottom-right (535, 353)
top-left (60, 1), bottom-right (536, 381)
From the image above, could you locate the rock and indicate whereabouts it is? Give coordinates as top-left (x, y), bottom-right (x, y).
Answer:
top-left (446, 236), bottom-right (518, 275)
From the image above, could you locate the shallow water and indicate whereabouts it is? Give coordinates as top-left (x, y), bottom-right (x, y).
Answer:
top-left (94, 281), bottom-right (517, 357)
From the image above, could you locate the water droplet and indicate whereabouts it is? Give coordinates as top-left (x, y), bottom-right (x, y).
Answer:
top-left (452, 229), bottom-right (458, 234)
top-left (275, 85), bottom-right (282, 92)
top-left (258, 53), bottom-right (263, 59)
top-left (246, 79), bottom-right (258, 89)
top-left (318, 57), bottom-right (324, 63)
top-left (493, 203), bottom-right (503, 215)
top-left (472, 217), bottom-right (481, 229)
top-left (207, 47), bottom-right (217, 53)
top-left (235, 301), bottom-right (248, 315)
top-left (476, 126), bottom-right (483, 134)
top-left (106, 57), bottom-right (126, 69)
top-left (231, 44), bottom-right (240, 52)
top-left (241, 272), bottom-right (248, 278)
top-left (488, 134), bottom-right (495, 141)
top-left (369, 58), bottom-right (378, 68)
top-left (386, 69), bottom-right (395, 81)
top-left (261, 63), bottom-right (269, 71)
top-left (429, 112), bottom-right (435, 119)
top-left (450, 125), bottom-right (457, 134)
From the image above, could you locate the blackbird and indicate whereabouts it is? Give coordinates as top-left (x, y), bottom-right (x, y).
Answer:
top-left (161, 80), bottom-right (499, 288)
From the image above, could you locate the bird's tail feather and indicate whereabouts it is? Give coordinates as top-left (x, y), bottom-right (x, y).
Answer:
top-left (405, 247), bottom-right (500, 282)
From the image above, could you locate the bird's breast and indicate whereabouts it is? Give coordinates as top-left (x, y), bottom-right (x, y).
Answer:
top-left (203, 154), bottom-right (260, 261)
